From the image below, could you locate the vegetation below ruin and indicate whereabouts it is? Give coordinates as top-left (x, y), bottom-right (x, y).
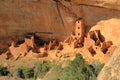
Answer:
top-left (42, 54), bottom-right (104, 80)
top-left (0, 65), bottom-right (10, 76)
top-left (0, 54), bottom-right (104, 80)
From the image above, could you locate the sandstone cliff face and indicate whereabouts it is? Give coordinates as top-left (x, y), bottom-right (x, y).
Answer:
top-left (1, 0), bottom-right (120, 52)
top-left (97, 44), bottom-right (120, 80)
top-left (71, 0), bottom-right (120, 10)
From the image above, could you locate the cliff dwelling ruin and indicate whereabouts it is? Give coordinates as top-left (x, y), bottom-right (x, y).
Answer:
top-left (1, 18), bottom-right (116, 64)
top-left (1, 0), bottom-right (120, 80)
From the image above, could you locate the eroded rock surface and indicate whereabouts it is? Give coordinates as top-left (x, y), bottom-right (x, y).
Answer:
top-left (97, 44), bottom-right (120, 80)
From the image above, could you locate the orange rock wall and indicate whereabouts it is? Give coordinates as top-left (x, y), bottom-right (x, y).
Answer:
top-left (1, 0), bottom-right (120, 51)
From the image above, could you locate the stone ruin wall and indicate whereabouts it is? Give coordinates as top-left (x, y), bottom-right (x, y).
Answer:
top-left (4, 19), bottom-right (116, 63)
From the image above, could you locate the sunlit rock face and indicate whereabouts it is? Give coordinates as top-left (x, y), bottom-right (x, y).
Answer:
top-left (90, 19), bottom-right (120, 45)
top-left (1, 0), bottom-right (120, 52)
top-left (97, 44), bottom-right (120, 80)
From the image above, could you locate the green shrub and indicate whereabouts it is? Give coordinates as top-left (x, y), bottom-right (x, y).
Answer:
top-left (16, 67), bottom-right (34, 79)
top-left (34, 61), bottom-right (51, 79)
top-left (22, 68), bottom-right (31, 78)
top-left (60, 54), bottom-right (104, 80)
top-left (43, 64), bottom-right (63, 80)
top-left (16, 67), bottom-right (24, 78)
top-left (0, 65), bottom-right (10, 76)
top-left (34, 54), bottom-right (104, 80)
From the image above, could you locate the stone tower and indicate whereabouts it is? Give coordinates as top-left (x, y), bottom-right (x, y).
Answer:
top-left (75, 18), bottom-right (85, 38)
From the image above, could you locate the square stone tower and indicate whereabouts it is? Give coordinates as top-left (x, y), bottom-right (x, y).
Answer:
top-left (75, 18), bottom-right (85, 38)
